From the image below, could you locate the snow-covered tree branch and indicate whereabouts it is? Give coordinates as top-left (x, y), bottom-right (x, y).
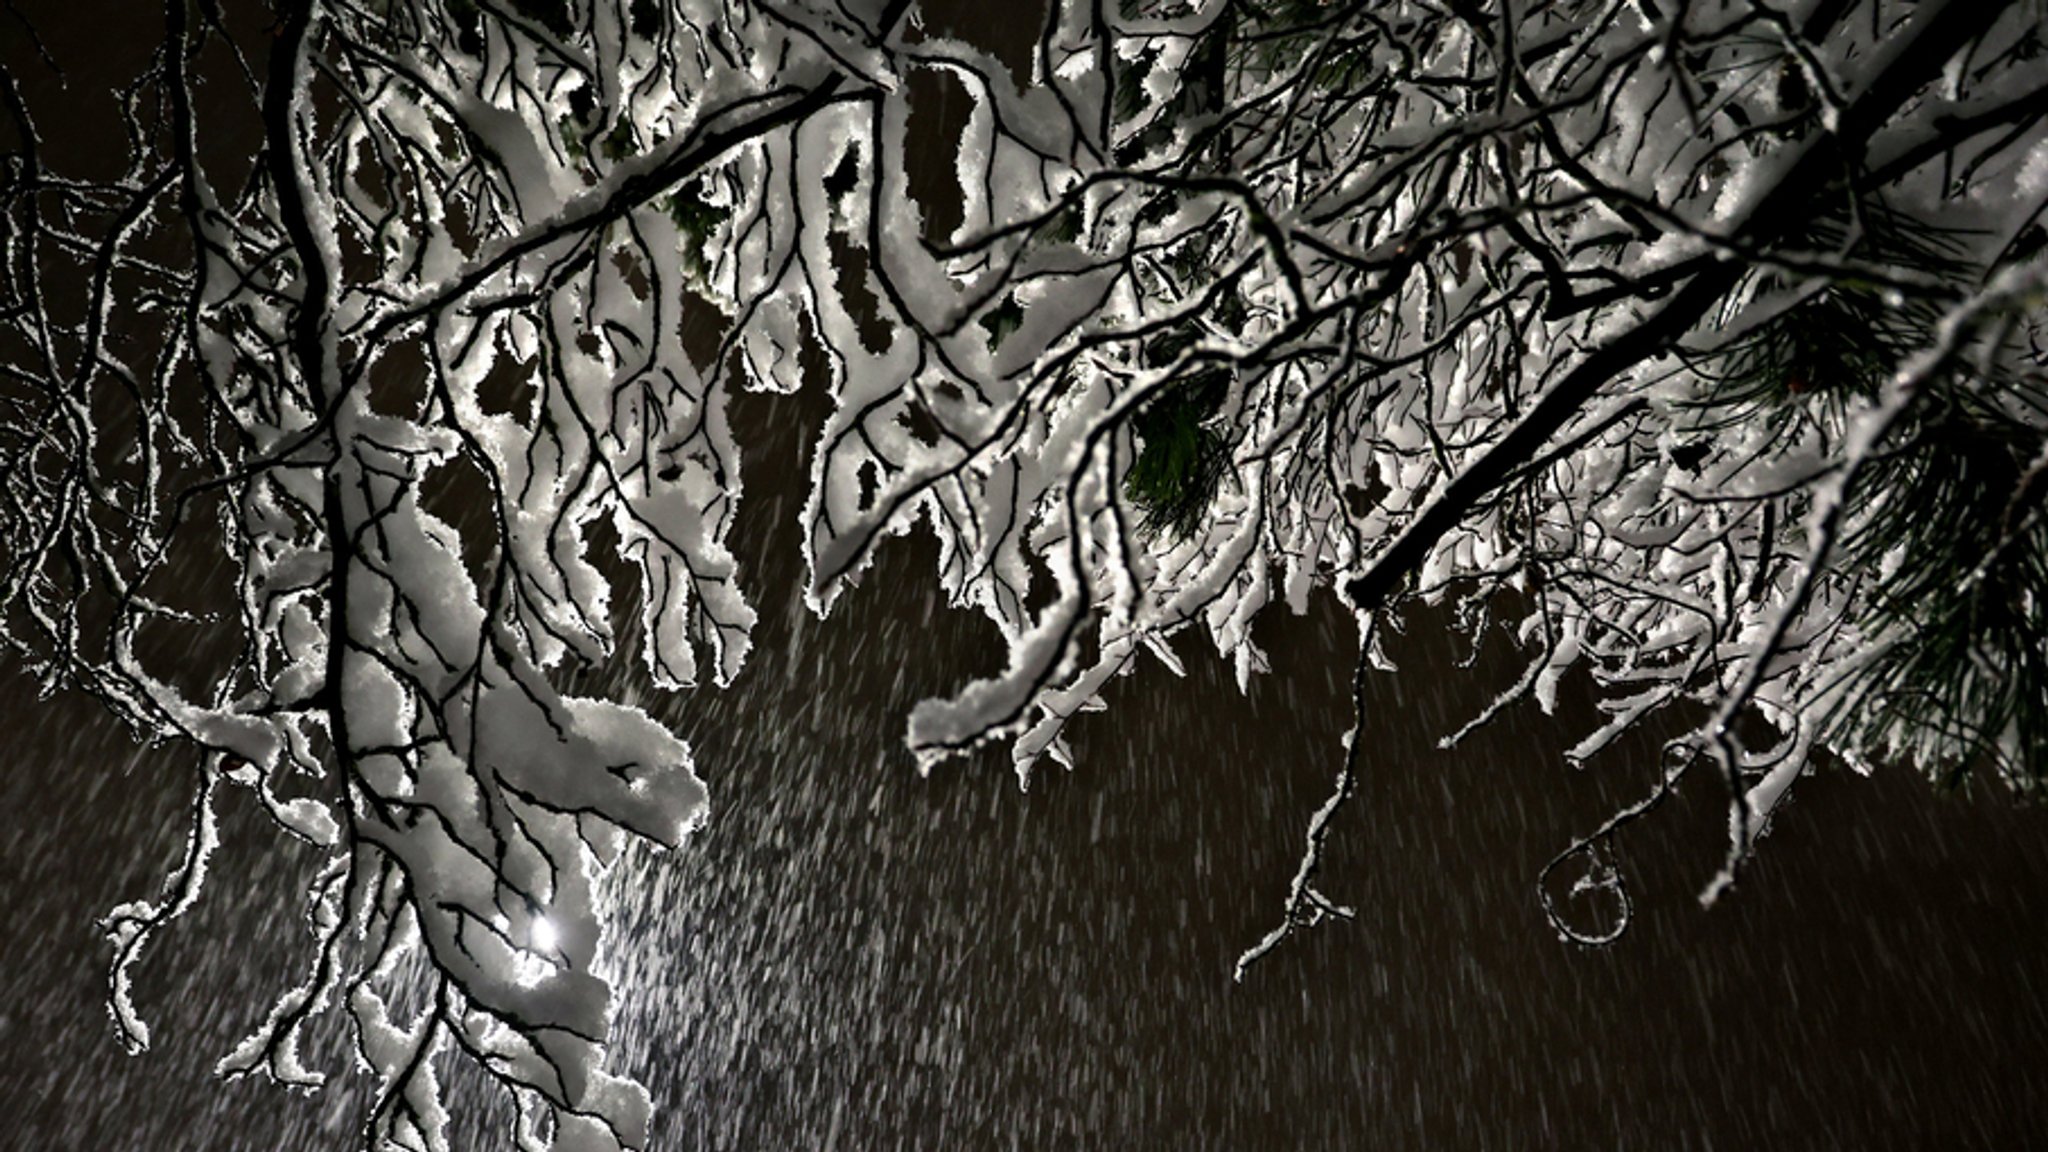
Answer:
top-left (3, 0), bottom-right (2046, 1145)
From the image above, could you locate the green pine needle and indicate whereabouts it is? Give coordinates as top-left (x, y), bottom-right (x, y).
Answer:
top-left (1125, 369), bottom-right (1231, 540)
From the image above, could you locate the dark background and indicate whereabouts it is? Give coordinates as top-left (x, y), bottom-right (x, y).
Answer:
top-left (5, 3), bottom-right (2048, 1149)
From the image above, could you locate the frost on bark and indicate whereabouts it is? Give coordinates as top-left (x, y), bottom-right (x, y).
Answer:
top-left (3, 0), bottom-right (2047, 1145)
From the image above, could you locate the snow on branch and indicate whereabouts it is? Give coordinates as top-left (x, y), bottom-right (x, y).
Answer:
top-left (4, 0), bottom-right (2047, 1141)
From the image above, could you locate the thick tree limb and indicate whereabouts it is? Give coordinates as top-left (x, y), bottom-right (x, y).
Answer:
top-left (1344, 0), bottom-right (2014, 615)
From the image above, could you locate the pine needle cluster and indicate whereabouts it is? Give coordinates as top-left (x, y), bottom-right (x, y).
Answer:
top-left (1702, 206), bottom-right (2048, 790)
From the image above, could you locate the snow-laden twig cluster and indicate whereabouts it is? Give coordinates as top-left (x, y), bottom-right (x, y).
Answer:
top-left (795, 0), bottom-right (2048, 959)
top-left (3, 0), bottom-right (2047, 1145)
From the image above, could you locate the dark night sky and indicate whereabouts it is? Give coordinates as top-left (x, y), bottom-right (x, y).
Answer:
top-left (5, 3), bottom-right (2048, 1149)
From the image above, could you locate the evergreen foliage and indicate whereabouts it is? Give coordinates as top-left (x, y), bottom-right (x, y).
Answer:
top-left (1693, 206), bottom-right (2048, 790)
top-left (1125, 368), bottom-right (1231, 539)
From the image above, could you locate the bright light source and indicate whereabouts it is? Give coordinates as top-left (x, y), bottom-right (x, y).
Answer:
top-left (531, 916), bottom-right (558, 953)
